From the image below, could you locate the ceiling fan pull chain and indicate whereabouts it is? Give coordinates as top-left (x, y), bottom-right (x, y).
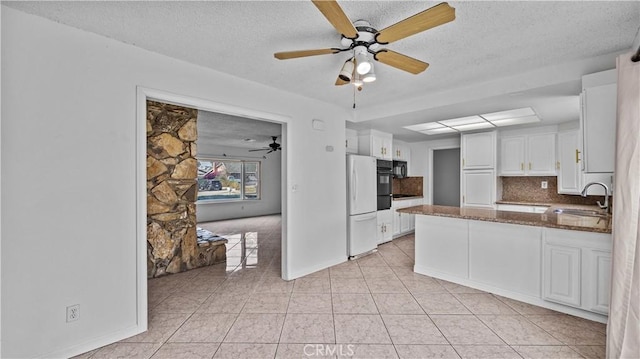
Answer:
top-left (353, 85), bottom-right (356, 109)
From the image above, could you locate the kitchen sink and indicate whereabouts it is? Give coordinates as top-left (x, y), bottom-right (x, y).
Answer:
top-left (552, 208), bottom-right (607, 217)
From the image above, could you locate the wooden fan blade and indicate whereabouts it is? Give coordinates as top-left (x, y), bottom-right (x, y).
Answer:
top-left (375, 2), bottom-right (455, 44)
top-left (374, 50), bottom-right (429, 74)
top-left (248, 148), bottom-right (268, 152)
top-left (274, 48), bottom-right (340, 60)
top-left (311, 0), bottom-right (358, 39)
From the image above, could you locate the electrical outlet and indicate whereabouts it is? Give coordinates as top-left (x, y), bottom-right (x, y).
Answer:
top-left (66, 304), bottom-right (80, 322)
top-left (541, 181), bottom-right (548, 189)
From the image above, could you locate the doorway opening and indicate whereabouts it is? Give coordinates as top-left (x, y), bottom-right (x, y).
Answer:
top-left (137, 87), bottom-right (290, 327)
top-left (432, 148), bottom-right (461, 206)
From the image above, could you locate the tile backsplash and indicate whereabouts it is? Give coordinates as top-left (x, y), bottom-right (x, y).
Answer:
top-left (393, 177), bottom-right (424, 196)
top-left (500, 176), bottom-right (607, 205)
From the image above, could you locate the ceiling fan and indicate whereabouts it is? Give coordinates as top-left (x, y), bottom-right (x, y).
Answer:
top-left (274, 0), bottom-right (456, 87)
top-left (249, 136), bottom-right (282, 154)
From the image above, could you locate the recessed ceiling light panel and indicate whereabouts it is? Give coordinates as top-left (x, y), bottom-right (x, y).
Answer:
top-left (480, 107), bottom-right (535, 121)
top-left (404, 122), bottom-right (445, 131)
top-left (420, 127), bottom-right (458, 135)
top-left (439, 115), bottom-right (485, 127)
top-left (452, 122), bottom-right (495, 131)
top-left (491, 115), bottom-right (541, 127)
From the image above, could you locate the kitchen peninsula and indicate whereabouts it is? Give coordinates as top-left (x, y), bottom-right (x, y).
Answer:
top-left (397, 205), bottom-right (612, 323)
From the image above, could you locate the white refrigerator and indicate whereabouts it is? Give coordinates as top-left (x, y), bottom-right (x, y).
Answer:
top-left (347, 154), bottom-right (378, 258)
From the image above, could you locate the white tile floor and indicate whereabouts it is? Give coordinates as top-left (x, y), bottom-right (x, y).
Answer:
top-left (77, 214), bottom-right (606, 359)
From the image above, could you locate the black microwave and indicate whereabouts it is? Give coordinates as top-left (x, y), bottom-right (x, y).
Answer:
top-left (393, 160), bottom-right (407, 178)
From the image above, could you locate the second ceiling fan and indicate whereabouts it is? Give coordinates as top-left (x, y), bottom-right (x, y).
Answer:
top-left (274, 0), bottom-right (456, 87)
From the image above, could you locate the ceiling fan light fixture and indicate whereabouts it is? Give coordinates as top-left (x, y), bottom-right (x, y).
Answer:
top-left (339, 59), bottom-right (354, 82)
top-left (362, 63), bottom-right (376, 83)
top-left (356, 52), bottom-right (371, 75)
top-left (354, 48), bottom-right (371, 75)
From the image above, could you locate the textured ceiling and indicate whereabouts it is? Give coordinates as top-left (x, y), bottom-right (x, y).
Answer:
top-left (5, 1), bottom-right (640, 141)
top-left (197, 110), bottom-right (282, 150)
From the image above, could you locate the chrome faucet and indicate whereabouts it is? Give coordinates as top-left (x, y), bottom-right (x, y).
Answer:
top-left (581, 182), bottom-right (610, 214)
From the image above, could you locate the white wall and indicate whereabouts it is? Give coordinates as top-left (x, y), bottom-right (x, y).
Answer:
top-left (409, 137), bottom-right (461, 205)
top-left (1, 7), bottom-right (349, 358)
top-left (196, 144), bottom-right (282, 222)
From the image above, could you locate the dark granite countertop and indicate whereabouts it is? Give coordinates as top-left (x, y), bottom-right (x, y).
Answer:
top-left (392, 195), bottom-right (423, 201)
top-left (397, 205), bottom-right (611, 234)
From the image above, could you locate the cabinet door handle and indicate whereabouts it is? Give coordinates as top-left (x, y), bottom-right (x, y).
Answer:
top-left (556, 161), bottom-right (560, 170)
top-left (529, 163), bottom-right (532, 170)
top-left (346, 140), bottom-right (348, 148)
top-left (462, 158), bottom-right (465, 166)
top-left (575, 149), bottom-right (581, 163)
top-left (521, 163), bottom-right (524, 171)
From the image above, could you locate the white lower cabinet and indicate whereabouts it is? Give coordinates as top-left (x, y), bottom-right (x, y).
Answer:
top-left (392, 199), bottom-right (420, 238)
top-left (543, 243), bottom-right (582, 307)
top-left (415, 216), bottom-right (469, 278)
top-left (469, 221), bottom-right (541, 297)
top-left (401, 211), bottom-right (414, 232)
top-left (584, 249), bottom-right (612, 315)
top-left (414, 215), bottom-right (612, 322)
top-left (542, 228), bottom-right (611, 313)
top-left (376, 209), bottom-right (392, 244)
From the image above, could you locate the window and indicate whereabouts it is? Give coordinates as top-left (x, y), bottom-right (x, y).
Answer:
top-left (197, 158), bottom-right (261, 202)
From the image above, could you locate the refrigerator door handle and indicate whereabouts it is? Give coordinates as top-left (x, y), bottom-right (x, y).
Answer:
top-left (353, 169), bottom-right (358, 202)
top-left (353, 212), bottom-right (376, 221)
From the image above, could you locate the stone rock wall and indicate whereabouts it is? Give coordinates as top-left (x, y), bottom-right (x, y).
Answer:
top-left (146, 101), bottom-right (225, 278)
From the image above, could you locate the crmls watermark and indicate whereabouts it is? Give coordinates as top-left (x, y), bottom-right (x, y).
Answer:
top-left (303, 344), bottom-right (356, 357)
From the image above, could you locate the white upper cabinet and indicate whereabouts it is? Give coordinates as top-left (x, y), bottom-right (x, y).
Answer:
top-left (392, 140), bottom-right (410, 162)
top-left (557, 130), bottom-right (582, 194)
top-left (358, 129), bottom-right (392, 160)
top-left (581, 70), bottom-right (617, 173)
top-left (499, 136), bottom-right (526, 175)
top-left (499, 133), bottom-right (556, 176)
top-left (345, 128), bottom-right (358, 154)
top-left (461, 131), bottom-right (497, 170)
top-left (527, 133), bottom-right (557, 175)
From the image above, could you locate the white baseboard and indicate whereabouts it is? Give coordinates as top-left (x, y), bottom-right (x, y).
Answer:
top-left (285, 256), bottom-right (345, 280)
top-left (414, 264), bottom-right (608, 324)
top-left (42, 324), bottom-right (146, 359)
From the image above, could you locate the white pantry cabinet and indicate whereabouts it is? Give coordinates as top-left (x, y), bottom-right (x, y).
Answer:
top-left (345, 128), bottom-right (358, 154)
top-left (499, 133), bottom-right (556, 176)
top-left (461, 170), bottom-right (496, 208)
top-left (358, 129), bottom-right (392, 160)
top-left (581, 70), bottom-right (616, 173)
top-left (461, 131), bottom-right (497, 170)
top-left (542, 228), bottom-right (612, 314)
top-left (376, 209), bottom-right (393, 244)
